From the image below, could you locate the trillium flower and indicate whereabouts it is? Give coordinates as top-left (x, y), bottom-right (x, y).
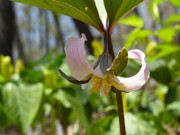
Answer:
top-left (58, 34), bottom-right (149, 96)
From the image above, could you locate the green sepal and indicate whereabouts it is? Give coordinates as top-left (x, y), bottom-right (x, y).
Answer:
top-left (108, 47), bottom-right (128, 75)
top-left (57, 68), bottom-right (90, 84)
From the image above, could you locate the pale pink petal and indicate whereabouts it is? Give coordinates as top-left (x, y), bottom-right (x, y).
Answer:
top-left (114, 49), bottom-right (150, 92)
top-left (65, 34), bottom-right (104, 81)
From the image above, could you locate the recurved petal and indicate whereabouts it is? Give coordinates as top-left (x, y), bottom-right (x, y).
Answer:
top-left (65, 34), bottom-right (103, 81)
top-left (115, 49), bottom-right (150, 92)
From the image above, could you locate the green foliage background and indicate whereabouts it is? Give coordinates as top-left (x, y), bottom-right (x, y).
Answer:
top-left (0, 0), bottom-right (180, 134)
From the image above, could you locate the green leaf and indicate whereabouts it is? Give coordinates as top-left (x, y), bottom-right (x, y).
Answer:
top-left (153, 0), bottom-right (164, 4)
top-left (20, 68), bottom-right (43, 83)
top-left (125, 113), bottom-right (157, 135)
top-left (156, 27), bottom-right (176, 42)
top-left (123, 29), bottom-right (152, 53)
top-left (53, 90), bottom-right (71, 108)
top-left (119, 14), bottom-right (144, 28)
top-left (0, 55), bottom-right (13, 81)
top-left (169, 0), bottom-right (180, 7)
top-left (150, 59), bottom-right (172, 84)
top-left (165, 85), bottom-right (180, 104)
top-left (2, 83), bottom-right (43, 132)
top-left (63, 88), bottom-right (89, 128)
top-left (167, 101), bottom-right (180, 117)
top-left (87, 115), bottom-right (113, 135)
top-left (108, 48), bottom-right (128, 75)
top-left (13, 0), bottom-right (103, 32)
top-left (0, 103), bottom-right (9, 127)
top-left (124, 28), bottom-right (152, 49)
top-left (94, 0), bottom-right (107, 28)
top-left (136, 29), bottom-right (153, 39)
top-left (124, 28), bottom-right (141, 49)
top-left (148, 44), bottom-right (180, 62)
top-left (103, 0), bottom-right (143, 30)
top-left (165, 14), bottom-right (180, 25)
top-left (107, 113), bottom-right (157, 135)
top-left (149, 0), bottom-right (160, 22)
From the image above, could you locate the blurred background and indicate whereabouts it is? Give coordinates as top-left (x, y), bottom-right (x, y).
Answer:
top-left (0, 0), bottom-right (180, 134)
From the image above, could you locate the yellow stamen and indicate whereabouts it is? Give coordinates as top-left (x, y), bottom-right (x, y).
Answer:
top-left (101, 78), bottom-right (111, 95)
top-left (88, 76), bottom-right (102, 92)
top-left (86, 73), bottom-right (126, 95)
top-left (111, 79), bottom-right (126, 90)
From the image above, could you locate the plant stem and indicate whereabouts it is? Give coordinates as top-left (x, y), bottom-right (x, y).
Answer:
top-left (105, 31), bottom-right (126, 135)
top-left (116, 92), bottom-right (126, 135)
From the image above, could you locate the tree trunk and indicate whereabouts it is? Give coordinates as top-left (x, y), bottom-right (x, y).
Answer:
top-left (44, 11), bottom-right (50, 53)
top-left (52, 13), bottom-right (65, 52)
top-left (72, 19), bottom-right (94, 55)
top-left (0, 0), bottom-right (15, 59)
top-left (39, 9), bottom-right (45, 49)
top-left (14, 22), bottom-right (26, 63)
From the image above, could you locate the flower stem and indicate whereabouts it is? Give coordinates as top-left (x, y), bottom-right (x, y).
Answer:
top-left (105, 31), bottom-right (126, 135)
top-left (116, 92), bottom-right (126, 135)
